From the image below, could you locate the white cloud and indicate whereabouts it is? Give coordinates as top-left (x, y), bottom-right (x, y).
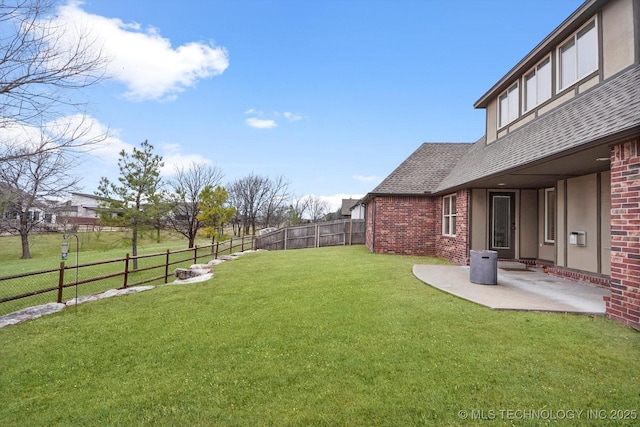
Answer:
top-left (244, 109), bottom-right (304, 129)
top-left (245, 117), bottom-right (277, 129)
top-left (283, 112), bottom-right (302, 122)
top-left (0, 114), bottom-right (125, 159)
top-left (53, 2), bottom-right (229, 102)
top-left (159, 143), bottom-right (212, 176)
top-left (352, 174), bottom-right (380, 183)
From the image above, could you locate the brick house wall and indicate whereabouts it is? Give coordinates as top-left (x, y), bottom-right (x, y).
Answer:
top-left (607, 140), bottom-right (640, 329)
top-left (365, 196), bottom-right (437, 256)
top-left (435, 189), bottom-right (470, 265)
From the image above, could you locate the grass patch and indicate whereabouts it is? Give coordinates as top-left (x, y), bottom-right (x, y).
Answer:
top-left (1, 246), bottom-right (638, 426)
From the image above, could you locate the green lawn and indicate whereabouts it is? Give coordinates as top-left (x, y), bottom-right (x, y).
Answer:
top-left (1, 246), bottom-right (638, 426)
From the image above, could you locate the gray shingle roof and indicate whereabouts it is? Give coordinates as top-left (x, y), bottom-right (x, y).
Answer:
top-left (435, 65), bottom-right (640, 193)
top-left (370, 143), bottom-right (472, 195)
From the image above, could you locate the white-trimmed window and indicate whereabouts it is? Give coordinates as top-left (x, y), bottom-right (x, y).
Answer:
top-left (498, 83), bottom-right (519, 128)
top-left (558, 19), bottom-right (598, 91)
top-left (443, 194), bottom-right (457, 237)
top-left (544, 188), bottom-right (556, 243)
top-left (524, 57), bottom-right (551, 112)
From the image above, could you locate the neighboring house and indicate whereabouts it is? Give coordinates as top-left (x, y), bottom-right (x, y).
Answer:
top-left (340, 199), bottom-right (359, 219)
top-left (362, 0), bottom-right (640, 329)
top-left (57, 192), bottom-right (102, 226)
top-left (350, 202), bottom-right (365, 220)
top-left (0, 184), bottom-right (57, 229)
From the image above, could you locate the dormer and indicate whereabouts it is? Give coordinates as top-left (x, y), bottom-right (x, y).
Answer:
top-left (475, 0), bottom-right (637, 144)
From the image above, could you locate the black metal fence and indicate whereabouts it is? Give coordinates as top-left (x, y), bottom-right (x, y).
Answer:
top-left (254, 219), bottom-right (365, 251)
top-left (0, 236), bottom-right (255, 316)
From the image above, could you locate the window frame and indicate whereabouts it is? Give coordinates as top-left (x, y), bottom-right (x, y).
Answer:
top-left (544, 187), bottom-right (556, 244)
top-left (498, 83), bottom-right (519, 129)
top-left (442, 194), bottom-right (457, 237)
top-left (523, 55), bottom-right (552, 113)
top-left (557, 18), bottom-right (598, 92)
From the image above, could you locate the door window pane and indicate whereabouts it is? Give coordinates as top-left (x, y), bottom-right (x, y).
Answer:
top-left (492, 196), bottom-right (510, 249)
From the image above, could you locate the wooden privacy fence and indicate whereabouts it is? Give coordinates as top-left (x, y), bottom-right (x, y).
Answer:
top-left (0, 236), bottom-right (255, 315)
top-left (254, 219), bottom-right (365, 251)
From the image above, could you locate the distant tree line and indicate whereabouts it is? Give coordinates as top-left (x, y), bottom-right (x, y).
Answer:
top-left (94, 140), bottom-right (340, 269)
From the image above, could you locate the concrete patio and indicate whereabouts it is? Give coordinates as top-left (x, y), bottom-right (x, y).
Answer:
top-left (413, 262), bottom-right (610, 314)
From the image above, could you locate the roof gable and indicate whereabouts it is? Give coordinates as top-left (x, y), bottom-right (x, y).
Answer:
top-left (370, 143), bottom-right (472, 195)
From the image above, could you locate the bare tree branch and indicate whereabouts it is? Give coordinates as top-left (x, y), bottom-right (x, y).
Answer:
top-left (0, 0), bottom-right (109, 161)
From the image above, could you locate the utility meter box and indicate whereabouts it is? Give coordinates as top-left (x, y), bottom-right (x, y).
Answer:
top-left (569, 231), bottom-right (587, 246)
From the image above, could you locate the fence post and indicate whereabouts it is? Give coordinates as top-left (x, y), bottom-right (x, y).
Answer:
top-left (194, 245), bottom-right (198, 264)
top-left (57, 262), bottom-right (65, 303)
top-left (164, 249), bottom-right (170, 284)
top-left (284, 228), bottom-right (288, 250)
top-left (215, 241), bottom-right (219, 259)
top-left (241, 236), bottom-right (245, 252)
top-left (123, 254), bottom-right (130, 289)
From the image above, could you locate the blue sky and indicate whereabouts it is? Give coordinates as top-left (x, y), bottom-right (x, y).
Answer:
top-left (56, 0), bottom-right (584, 210)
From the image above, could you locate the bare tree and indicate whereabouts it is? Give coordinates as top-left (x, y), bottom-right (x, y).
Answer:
top-left (0, 0), bottom-right (108, 162)
top-left (228, 174), bottom-right (270, 235)
top-left (306, 195), bottom-right (329, 222)
top-left (0, 131), bottom-right (82, 259)
top-left (260, 175), bottom-right (290, 228)
top-left (228, 173), bottom-right (290, 234)
top-left (286, 195), bottom-right (310, 225)
top-left (166, 162), bottom-right (224, 248)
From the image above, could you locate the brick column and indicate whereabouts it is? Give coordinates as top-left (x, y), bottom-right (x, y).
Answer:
top-left (608, 140), bottom-right (640, 329)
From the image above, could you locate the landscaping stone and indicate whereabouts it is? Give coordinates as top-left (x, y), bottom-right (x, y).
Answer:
top-left (174, 264), bottom-right (212, 280)
top-left (0, 303), bottom-right (65, 329)
top-left (65, 286), bottom-right (155, 306)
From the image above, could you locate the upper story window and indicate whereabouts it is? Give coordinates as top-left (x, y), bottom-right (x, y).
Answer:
top-left (442, 194), bottom-right (457, 237)
top-left (558, 19), bottom-right (598, 91)
top-left (498, 83), bottom-right (519, 128)
top-left (524, 57), bottom-right (551, 112)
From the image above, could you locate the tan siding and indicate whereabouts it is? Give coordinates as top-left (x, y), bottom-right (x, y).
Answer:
top-left (486, 98), bottom-right (497, 144)
top-left (538, 91), bottom-right (575, 115)
top-left (538, 188), bottom-right (556, 261)
top-left (602, 0), bottom-right (635, 79)
top-left (470, 189), bottom-right (487, 250)
top-left (566, 174), bottom-right (599, 273)
top-left (556, 181), bottom-right (566, 266)
top-left (600, 170), bottom-right (611, 275)
top-left (520, 190), bottom-right (538, 258)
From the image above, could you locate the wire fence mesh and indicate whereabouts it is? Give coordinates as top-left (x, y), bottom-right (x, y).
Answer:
top-left (0, 236), bottom-right (255, 316)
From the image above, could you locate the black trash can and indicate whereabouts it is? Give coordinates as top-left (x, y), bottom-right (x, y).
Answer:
top-left (470, 250), bottom-right (498, 285)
